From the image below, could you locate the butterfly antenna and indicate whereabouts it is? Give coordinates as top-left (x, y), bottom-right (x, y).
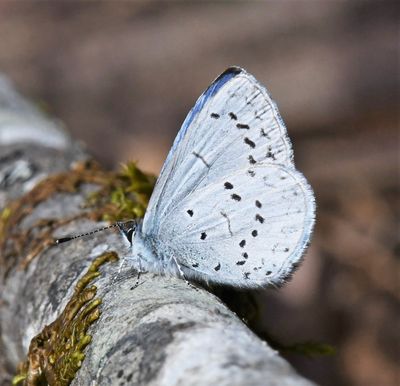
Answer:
top-left (55, 223), bottom-right (119, 245)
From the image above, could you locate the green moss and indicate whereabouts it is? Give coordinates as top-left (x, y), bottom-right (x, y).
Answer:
top-left (87, 162), bottom-right (156, 222)
top-left (0, 206), bottom-right (11, 221)
top-left (13, 251), bottom-right (119, 386)
top-left (0, 206), bottom-right (12, 240)
top-left (0, 160), bottom-right (155, 272)
top-left (5, 160), bottom-right (155, 385)
top-left (280, 341), bottom-right (336, 358)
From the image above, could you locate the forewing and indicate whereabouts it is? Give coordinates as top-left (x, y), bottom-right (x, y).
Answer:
top-left (143, 67), bottom-right (294, 234)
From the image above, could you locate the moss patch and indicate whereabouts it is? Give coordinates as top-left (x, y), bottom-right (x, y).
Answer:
top-left (0, 160), bottom-right (155, 385)
top-left (13, 251), bottom-right (119, 386)
top-left (0, 160), bottom-right (155, 275)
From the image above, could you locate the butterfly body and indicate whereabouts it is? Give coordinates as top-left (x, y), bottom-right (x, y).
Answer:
top-left (123, 67), bottom-right (315, 288)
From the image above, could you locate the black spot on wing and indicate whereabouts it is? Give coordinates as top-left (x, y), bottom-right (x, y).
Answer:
top-left (224, 182), bottom-right (233, 189)
top-left (255, 214), bottom-right (265, 224)
top-left (255, 200), bottom-right (262, 208)
top-left (210, 113), bottom-right (220, 119)
top-left (252, 230), bottom-right (258, 237)
top-left (214, 263), bottom-right (221, 271)
top-left (187, 209), bottom-right (194, 217)
top-left (266, 151), bottom-right (276, 160)
top-left (266, 147), bottom-right (276, 160)
top-left (248, 170), bottom-right (256, 177)
top-left (260, 128), bottom-right (270, 138)
top-left (237, 123), bottom-right (250, 130)
top-left (229, 112), bottom-right (237, 120)
top-left (200, 232), bottom-right (207, 240)
top-left (231, 194), bottom-right (241, 201)
top-left (248, 155), bottom-right (256, 165)
top-left (244, 137), bottom-right (256, 148)
top-left (236, 260), bottom-right (246, 266)
top-left (239, 239), bottom-right (246, 248)
top-left (192, 263), bottom-right (199, 268)
top-left (242, 252), bottom-right (248, 259)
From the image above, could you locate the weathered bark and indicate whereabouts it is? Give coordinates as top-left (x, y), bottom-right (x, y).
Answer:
top-left (0, 75), bottom-right (315, 386)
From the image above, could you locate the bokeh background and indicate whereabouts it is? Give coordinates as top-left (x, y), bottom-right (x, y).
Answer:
top-left (0, 2), bottom-right (398, 386)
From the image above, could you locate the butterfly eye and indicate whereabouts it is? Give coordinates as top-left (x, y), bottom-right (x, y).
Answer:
top-left (127, 228), bottom-right (135, 243)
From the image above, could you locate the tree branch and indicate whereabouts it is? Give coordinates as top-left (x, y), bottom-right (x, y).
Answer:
top-left (0, 75), bottom-right (314, 386)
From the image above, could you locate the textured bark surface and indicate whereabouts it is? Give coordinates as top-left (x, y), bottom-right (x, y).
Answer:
top-left (0, 76), bottom-right (314, 386)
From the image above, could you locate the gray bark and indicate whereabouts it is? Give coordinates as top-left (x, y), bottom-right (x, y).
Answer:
top-left (0, 75), bottom-right (315, 386)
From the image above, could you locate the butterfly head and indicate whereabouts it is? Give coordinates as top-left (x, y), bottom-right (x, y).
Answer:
top-left (117, 220), bottom-right (138, 245)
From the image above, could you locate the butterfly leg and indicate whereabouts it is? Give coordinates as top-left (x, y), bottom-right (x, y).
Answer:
top-left (131, 258), bottom-right (144, 290)
top-left (171, 255), bottom-right (198, 290)
top-left (111, 257), bottom-right (127, 284)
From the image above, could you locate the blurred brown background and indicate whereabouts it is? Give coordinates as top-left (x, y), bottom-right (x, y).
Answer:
top-left (0, 2), bottom-right (398, 386)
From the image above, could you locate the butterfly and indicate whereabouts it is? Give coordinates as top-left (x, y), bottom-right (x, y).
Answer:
top-left (119, 66), bottom-right (315, 288)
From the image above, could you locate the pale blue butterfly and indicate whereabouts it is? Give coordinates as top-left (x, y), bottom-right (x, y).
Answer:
top-left (117, 67), bottom-right (315, 288)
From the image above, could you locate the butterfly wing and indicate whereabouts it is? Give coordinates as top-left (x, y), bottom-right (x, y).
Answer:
top-left (155, 164), bottom-right (314, 287)
top-left (141, 67), bottom-right (315, 287)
